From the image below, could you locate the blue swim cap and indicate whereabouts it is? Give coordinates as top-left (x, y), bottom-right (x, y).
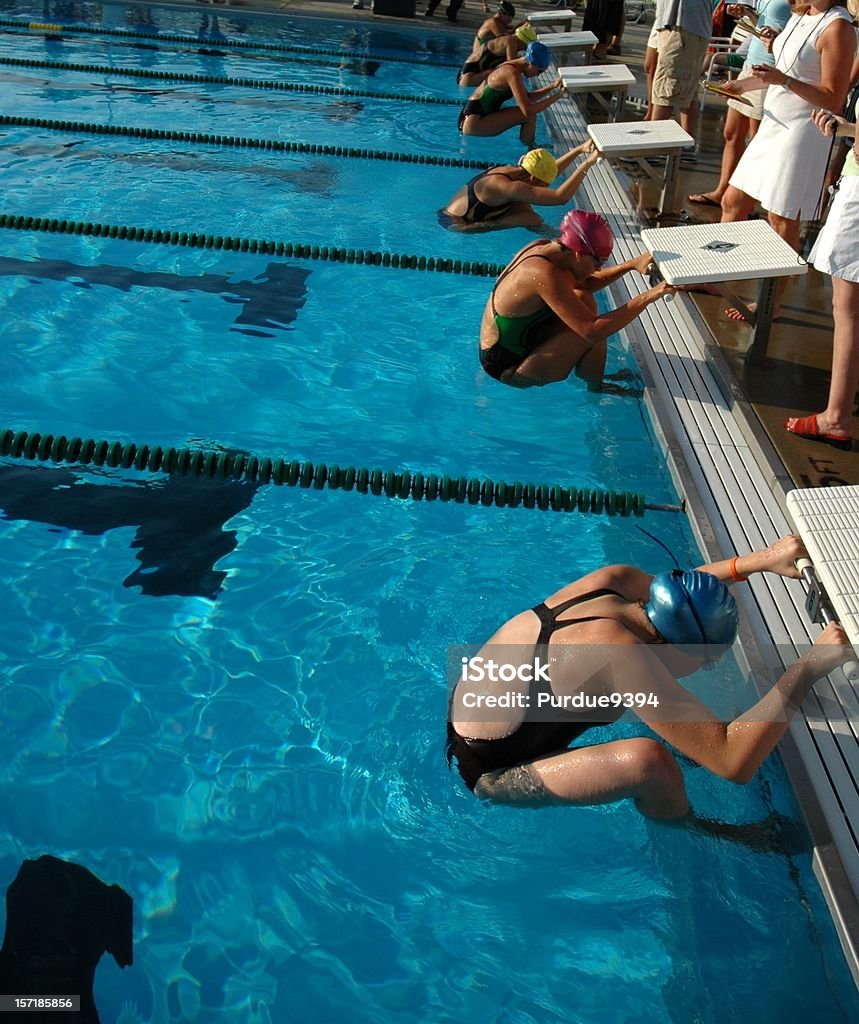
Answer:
top-left (644, 570), bottom-right (739, 652)
top-left (524, 41), bottom-right (551, 71)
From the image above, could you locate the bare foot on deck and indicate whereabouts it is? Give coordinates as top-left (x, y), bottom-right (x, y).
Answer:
top-left (724, 302), bottom-right (782, 323)
top-left (687, 191), bottom-right (723, 209)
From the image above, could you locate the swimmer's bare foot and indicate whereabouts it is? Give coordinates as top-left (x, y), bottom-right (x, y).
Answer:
top-left (724, 302), bottom-right (779, 323)
top-left (681, 809), bottom-right (810, 855)
top-left (588, 371), bottom-right (644, 398)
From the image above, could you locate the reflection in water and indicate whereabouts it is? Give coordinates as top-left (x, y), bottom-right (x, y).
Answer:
top-left (0, 462), bottom-right (260, 598)
top-left (0, 855), bottom-right (133, 1024)
top-left (2, 138), bottom-right (339, 196)
top-left (0, 256), bottom-right (311, 338)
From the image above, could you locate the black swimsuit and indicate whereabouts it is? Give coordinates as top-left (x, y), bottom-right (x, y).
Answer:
top-left (446, 588), bottom-right (624, 791)
top-left (463, 168), bottom-right (518, 223)
top-left (456, 44), bottom-right (506, 85)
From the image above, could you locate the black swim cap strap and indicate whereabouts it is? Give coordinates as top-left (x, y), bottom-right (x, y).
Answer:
top-left (670, 569), bottom-right (708, 645)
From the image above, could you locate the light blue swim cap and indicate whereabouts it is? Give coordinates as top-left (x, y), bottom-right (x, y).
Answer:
top-left (524, 41), bottom-right (551, 70)
top-left (644, 570), bottom-right (739, 652)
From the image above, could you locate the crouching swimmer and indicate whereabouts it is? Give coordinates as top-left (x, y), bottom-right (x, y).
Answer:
top-left (457, 24), bottom-right (538, 88)
top-left (447, 535), bottom-right (855, 845)
top-left (478, 209), bottom-right (674, 391)
top-left (440, 143), bottom-right (600, 232)
top-left (457, 42), bottom-right (565, 146)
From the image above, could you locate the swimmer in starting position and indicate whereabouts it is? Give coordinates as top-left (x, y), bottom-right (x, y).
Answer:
top-left (457, 24), bottom-right (538, 88)
top-left (478, 209), bottom-right (674, 390)
top-left (448, 535), bottom-right (854, 838)
top-left (440, 143), bottom-right (600, 232)
top-left (458, 41), bottom-right (565, 146)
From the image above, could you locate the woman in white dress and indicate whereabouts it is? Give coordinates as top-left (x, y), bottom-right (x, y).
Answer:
top-left (784, 106), bottom-right (859, 448)
top-left (718, 0), bottom-right (857, 319)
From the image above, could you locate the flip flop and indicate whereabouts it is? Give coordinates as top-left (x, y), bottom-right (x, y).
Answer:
top-left (687, 193), bottom-right (721, 208)
top-left (784, 415), bottom-right (852, 451)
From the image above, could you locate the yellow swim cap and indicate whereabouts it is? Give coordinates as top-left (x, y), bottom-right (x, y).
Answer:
top-left (518, 148), bottom-right (558, 184)
top-left (515, 24), bottom-right (538, 44)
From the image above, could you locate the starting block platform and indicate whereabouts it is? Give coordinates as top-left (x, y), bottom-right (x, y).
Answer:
top-left (540, 30), bottom-right (598, 63)
top-left (787, 485), bottom-right (859, 646)
top-left (640, 220), bottom-right (807, 363)
top-left (559, 63), bottom-right (636, 120)
top-left (529, 10), bottom-right (579, 32)
top-left (587, 120), bottom-right (693, 216)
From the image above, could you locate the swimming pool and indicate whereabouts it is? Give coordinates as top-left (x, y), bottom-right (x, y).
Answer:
top-left (0, 3), bottom-right (857, 1021)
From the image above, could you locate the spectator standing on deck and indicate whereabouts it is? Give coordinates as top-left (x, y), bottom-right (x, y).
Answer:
top-left (651, 0), bottom-right (715, 139)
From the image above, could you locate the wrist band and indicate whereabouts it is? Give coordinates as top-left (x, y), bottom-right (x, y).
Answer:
top-left (785, 76), bottom-right (793, 92)
top-left (730, 556), bottom-right (748, 583)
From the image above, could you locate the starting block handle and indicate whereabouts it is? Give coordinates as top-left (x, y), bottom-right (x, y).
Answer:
top-left (795, 558), bottom-right (859, 683)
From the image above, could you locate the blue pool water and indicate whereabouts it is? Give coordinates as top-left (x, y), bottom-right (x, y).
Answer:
top-left (0, 4), bottom-right (857, 1021)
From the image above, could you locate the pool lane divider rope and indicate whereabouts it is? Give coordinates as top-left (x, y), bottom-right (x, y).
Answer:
top-left (0, 213), bottom-right (504, 276)
top-left (0, 25), bottom-right (416, 76)
top-left (0, 55), bottom-right (463, 106)
top-left (0, 18), bottom-right (462, 68)
top-left (0, 429), bottom-right (683, 516)
top-left (0, 115), bottom-right (490, 170)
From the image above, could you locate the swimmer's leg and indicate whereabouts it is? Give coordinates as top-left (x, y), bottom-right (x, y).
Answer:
top-left (509, 324), bottom-right (598, 387)
top-left (518, 112), bottom-right (538, 147)
top-left (461, 108), bottom-right (527, 139)
top-left (488, 203), bottom-right (544, 229)
top-left (475, 738), bottom-right (690, 819)
top-left (670, 809), bottom-right (811, 855)
top-left (442, 204), bottom-right (544, 233)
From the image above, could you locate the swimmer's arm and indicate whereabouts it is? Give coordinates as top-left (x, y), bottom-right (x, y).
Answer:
top-left (696, 535), bottom-right (806, 584)
top-left (541, 269), bottom-right (673, 340)
top-left (504, 36), bottom-right (519, 61)
top-left (580, 252), bottom-right (654, 293)
top-left (501, 149), bottom-right (599, 206)
top-left (512, 76), bottom-right (564, 117)
top-left (624, 629), bottom-right (854, 782)
top-left (555, 140), bottom-right (595, 175)
top-left (528, 78), bottom-right (565, 100)
top-left (508, 70), bottom-right (536, 116)
top-left (533, 143), bottom-right (600, 206)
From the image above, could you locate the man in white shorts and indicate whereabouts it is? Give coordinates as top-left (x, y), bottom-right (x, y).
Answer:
top-left (651, 0), bottom-right (714, 138)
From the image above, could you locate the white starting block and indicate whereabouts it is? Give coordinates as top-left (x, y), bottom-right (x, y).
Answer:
top-left (559, 64), bottom-right (636, 120)
top-left (787, 485), bottom-right (859, 657)
top-left (640, 220), bottom-right (807, 362)
top-left (529, 10), bottom-right (579, 32)
top-left (540, 30), bottom-right (598, 64)
top-left (587, 120), bottom-right (694, 216)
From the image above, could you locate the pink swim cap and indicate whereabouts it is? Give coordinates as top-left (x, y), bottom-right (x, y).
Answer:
top-left (560, 210), bottom-right (614, 261)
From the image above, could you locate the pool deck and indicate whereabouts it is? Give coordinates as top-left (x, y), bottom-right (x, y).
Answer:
top-left (142, 0), bottom-right (859, 981)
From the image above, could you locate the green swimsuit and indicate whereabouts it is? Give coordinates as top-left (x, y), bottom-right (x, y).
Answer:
top-left (457, 82), bottom-right (512, 131)
top-left (479, 245), bottom-right (556, 380)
